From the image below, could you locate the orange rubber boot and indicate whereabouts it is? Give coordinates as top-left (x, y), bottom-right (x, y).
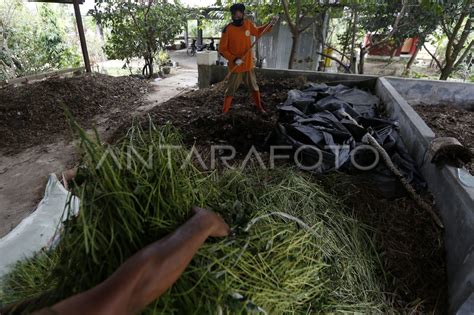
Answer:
top-left (252, 91), bottom-right (266, 113)
top-left (223, 96), bottom-right (233, 113)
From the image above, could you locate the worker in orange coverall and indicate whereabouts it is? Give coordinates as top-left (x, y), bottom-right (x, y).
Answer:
top-left (218, 3), bottom-right (279, 113)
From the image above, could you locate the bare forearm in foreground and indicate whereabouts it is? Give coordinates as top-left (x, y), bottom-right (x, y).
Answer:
top-left (49, 207), bottom-right (230, 315)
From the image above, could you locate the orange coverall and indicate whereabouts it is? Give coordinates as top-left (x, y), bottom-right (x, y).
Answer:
top-left (219, 19), bottom-right (272, 73)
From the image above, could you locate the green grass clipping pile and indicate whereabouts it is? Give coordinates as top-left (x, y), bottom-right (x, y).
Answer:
top-left (0, 122), bottom-right (393, 314)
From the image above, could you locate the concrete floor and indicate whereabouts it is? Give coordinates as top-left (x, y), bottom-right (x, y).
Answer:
top-left (0, 50), bottom-right (198, 237)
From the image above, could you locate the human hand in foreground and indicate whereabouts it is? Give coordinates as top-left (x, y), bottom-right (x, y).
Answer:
top-left (192, 206), bottom-right (230, 237)
top-left (34, 206), bottom-right (230, 315)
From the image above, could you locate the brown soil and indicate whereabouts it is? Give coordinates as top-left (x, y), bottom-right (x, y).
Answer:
top-left (132, 76), bottom-right (308, 153)
top-left (414, 104), bottom-right (474, 173)
top-left (319, 173), bottom-right (446, 314)
top-left (0, 73), bottom-right (148, 154)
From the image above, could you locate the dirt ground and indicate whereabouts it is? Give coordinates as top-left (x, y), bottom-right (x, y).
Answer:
top-left (414, 104), bottom-right (474, 173)
top-left (0, 73), bottom-right (148, 154)
top-left (0, 70), bottom-right (196, 237)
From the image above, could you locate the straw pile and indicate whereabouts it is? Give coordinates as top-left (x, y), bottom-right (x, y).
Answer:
top-left (0, 122), bottom-right (393, 313)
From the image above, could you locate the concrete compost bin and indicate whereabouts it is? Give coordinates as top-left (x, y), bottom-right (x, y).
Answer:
top-left (387, 77), bottom-right (474, 111)
top-left (198, 64), bottom-right (474, 314)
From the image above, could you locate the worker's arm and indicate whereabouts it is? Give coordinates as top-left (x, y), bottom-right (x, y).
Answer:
top-left (49, 207), bottom-right (230, 315)
top-left (249, 21), bottom-right (272, 37)
top-left (218, 28), bottom-right (238, 62)
top-left (249, 16), bottom-right (278, 37)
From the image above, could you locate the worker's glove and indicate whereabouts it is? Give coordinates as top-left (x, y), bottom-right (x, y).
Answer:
top-left (270, 15), bottom-right (279, 25)
top-left (235, 58), bottom-right (244, 66)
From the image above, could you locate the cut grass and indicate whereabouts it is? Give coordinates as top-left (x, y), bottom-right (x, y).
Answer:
top-left (1, 122), bottom-right (394, 314)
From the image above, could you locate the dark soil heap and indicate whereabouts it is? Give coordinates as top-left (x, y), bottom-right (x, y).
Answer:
top-left (320, 174), bottom-right (447, 313)
top-left (0, 73), bottom-right (147, 154)
top-left (414, 104), bottom-right (473, 173)
top-left (145, 76), bottom-right (307, 153)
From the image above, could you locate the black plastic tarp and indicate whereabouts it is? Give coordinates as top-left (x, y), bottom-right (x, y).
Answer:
top-left (269, 82), bottom-right (425, 196)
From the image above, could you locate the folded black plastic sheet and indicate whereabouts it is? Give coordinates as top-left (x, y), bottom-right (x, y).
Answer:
top-left (270, 82), bottom-right (425, 195)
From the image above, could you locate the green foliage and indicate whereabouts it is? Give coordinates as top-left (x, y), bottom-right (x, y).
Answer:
top-left (37, 5), bottom-right (81, 70)
top-left (424, 0), bottom-right (473, 79)
top-left (410, 70), bottom-right (430, 79)
top-left (0, 122), bottom-right (394, 313)
top-left (91, 0), bottom-right (185, 77)
top-left (359, 0), bottom-right (440, 46)
top-left (191, 19), bottom-right (228, 38)
top-left (0, 2), bottom-right (81, 80)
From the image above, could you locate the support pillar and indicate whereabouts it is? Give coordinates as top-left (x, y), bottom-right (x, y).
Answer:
top-left (73, 0), bottom-right (91, 73)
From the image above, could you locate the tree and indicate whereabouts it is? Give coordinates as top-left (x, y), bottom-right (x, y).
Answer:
top-left (423, 0), bottom-right (473, 80)
top-left (325, 5), bottom-right (361, 73)
top-left (391, 0), bottom-right (439, 75)
top-left (91, 0), bottom-right (185, 78)
top-left (335, 0), bottom-right (441, 75)
top-left (356, 0), bottom-right (411, 74)
top-left (0, 0), bottom-right (22, 79)
top-left (280, 0), bottom-right (330, 69)
top-left (38, 4), bottom-right (81, 70)
top-left (1, 1), bottom-right (80, 80)
top-left (356, 0), bottom-right (472, 79)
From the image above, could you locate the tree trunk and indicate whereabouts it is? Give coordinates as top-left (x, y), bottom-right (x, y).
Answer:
top-left (288, 33), bottom-right (299, 69)
top-left (403, 44), bottom-right (421, 76)
top-left (358, 47), bottom-right (366, 74)
top-left (143, 56), bottom-right (154, 78)
top-left (439, 61), bottom-right (454, 80)
top-left (148, 56), bottom-right (154, 78)
top-left (439, 10), bottom-right (472, 80)
top-left (349, 8), bottom-right (358, 73)
top-left (315, 10), bottom-right (329, 70)
top-left (429, 44), bottom-right (439, 69)
top-left (341, 10), bottom-right (353, 64)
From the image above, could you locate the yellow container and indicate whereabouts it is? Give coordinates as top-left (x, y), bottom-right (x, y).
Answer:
top-left (323, 48), bottom-right (333, 67)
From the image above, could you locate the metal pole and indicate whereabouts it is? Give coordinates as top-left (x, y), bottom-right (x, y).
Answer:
top-left (73, 0), bottom-right (91, 73)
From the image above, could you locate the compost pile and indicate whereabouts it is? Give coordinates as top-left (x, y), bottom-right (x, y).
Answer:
top-left (144, 77), bottom-right (307, 153)
top-left (0, 122), bottom-right (394, 314)
top-left (320, 173), bottom-right (447, 313)
top-left (0, 73), bottom-right (147, 153)
top-left (415, 104), bottom-right (474, 174)
top-left (269, 82), bottom-right (424, 192)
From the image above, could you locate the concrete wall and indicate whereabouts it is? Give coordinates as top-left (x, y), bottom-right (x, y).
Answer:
top-left (376, 77), bottom-right (474, 314)
top-left (198, 64), bottom-right (377, 89)
top-left (387, 77), bottom-right (474, 111)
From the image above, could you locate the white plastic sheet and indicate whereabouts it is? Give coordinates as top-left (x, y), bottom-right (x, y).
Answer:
top-left (0, 174), bottom-right (79, 277)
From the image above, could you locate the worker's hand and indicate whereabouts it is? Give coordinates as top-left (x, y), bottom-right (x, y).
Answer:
top-left (192, 206), bottom-right (230, 237)
top-left (270, 15), bottom-right (279, 25)
top-left (234, 58), bottom-right (244, 66)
